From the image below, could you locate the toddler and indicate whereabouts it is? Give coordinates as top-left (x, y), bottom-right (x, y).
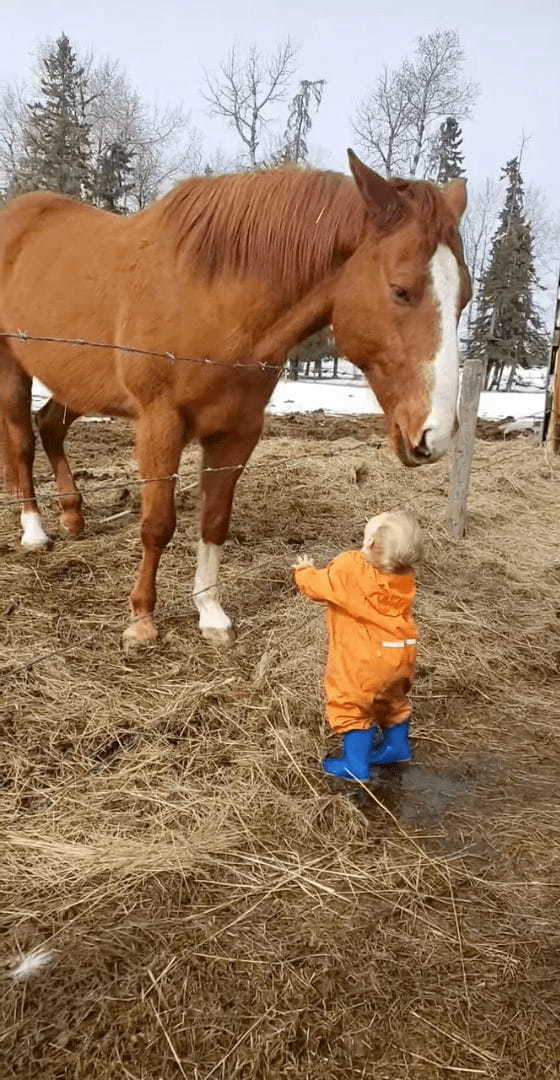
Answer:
top-left (293, 510), bottom-right (422, 780)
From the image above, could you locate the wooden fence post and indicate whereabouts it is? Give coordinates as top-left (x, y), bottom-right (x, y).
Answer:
top-left (447, 357), bottom-right (486, 541)
top-left (541, 267), bottom-right (560, 452)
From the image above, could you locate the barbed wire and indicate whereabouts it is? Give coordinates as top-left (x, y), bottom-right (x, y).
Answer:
top-left (0, 537), bottom-right (358, 677)
top-left (0, 330), bottom-right (284, 373)
top-left (0, 324), bottom-right (542, 518)
top-left (0, 441), bottom-right (381, 513)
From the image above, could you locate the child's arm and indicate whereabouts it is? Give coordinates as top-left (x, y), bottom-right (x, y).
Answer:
top-left (292, 553), bottom-right (347, 604)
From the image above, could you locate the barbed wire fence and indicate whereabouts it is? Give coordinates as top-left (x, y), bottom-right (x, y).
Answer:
top-left (0, 331), bottom-right (382, 676)
top-left (0, 327), bottom-right (546, 676)
top-left (0, 327), bottom-right (399, 527)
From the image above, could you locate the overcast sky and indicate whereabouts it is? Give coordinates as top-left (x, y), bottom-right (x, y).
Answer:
top-left (5, 0), bottom-right (559, 205)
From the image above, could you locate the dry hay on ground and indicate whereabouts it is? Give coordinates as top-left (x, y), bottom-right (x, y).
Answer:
top-left (1, 415), bottom-right (560, 1080)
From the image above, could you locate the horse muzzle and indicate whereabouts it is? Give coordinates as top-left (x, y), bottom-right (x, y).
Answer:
top-left (394, 424), bottom-right (453, 467)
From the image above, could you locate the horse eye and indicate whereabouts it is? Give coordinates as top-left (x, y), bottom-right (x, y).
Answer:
top-left (392, 286), bottom-right (411, 304)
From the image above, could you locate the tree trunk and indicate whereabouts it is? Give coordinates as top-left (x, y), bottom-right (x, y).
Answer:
top-left (506, 363), bottom-right (518, 391)
top-left (492, 362), bottom-right (505, 391)
top-left (332, 356), bottom-right (339, 379)
top-left (410, 117), bottom-right (426, 177)
top-left (484, 362), bottom-right (495, 391)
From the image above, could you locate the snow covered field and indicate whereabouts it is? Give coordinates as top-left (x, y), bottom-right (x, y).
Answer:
top-left (268, 378), bottom-right (545, 423)
top-left (32, 375), bottom-right (546, 424)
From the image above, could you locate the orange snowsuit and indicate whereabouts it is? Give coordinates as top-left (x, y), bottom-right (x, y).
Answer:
top-left (294, 551), bottom-right (417, 734)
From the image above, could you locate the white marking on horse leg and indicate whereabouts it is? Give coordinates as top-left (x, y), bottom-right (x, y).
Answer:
top-left (423, 243), bottom-right (461, 460)
top-left (194, 540), bottom-right (234, 644)
top-left (20, 510), bottom-right (49, 550)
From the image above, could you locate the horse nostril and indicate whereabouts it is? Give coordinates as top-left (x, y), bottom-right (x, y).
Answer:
top-left (414, 430), bottom-right (432, 459)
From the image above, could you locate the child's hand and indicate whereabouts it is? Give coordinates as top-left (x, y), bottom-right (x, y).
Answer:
top-left (292, 554), bottom-right (314, 570)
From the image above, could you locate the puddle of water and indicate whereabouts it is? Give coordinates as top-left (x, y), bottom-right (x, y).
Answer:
top-left (351, 752), bottom-right (501, 828)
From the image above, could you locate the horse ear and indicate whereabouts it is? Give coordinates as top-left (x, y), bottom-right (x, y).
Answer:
top-left (442, 177), bottom-right (467, 221)
top-left (347, 149), bottom-right (405, 231)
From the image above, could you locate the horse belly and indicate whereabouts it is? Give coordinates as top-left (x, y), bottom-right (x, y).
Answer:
top-left (15, 344), bottom-right (133, 418)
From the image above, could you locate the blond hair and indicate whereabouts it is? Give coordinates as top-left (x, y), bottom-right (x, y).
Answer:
top-left (362, 510), bottom-right (423, 574)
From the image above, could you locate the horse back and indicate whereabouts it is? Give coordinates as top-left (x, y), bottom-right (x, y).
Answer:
top-left (0, 192), bottom-right (120, 282)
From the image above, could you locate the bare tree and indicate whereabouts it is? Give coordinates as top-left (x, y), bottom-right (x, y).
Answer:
top-left (460, 179), bottom-right (500, 340)
top-left (202, 146), bottom-right (239, 176)
top-left (0, 82), bottom-right (27, 196)
top-left (353, 30), bottom-right (478, 177)
top-left (204, 40), bottom-right (296, 168)
top-left (524, 184), bottom-right (560, 332)
top-left (405, 31), bottom-right (478, 176)
top-left (353, 67), bottom-right (411, 177)
top-left (87, 59), bottom-right (203, 209)
top-left (0, 51), bottom-right (202, 209)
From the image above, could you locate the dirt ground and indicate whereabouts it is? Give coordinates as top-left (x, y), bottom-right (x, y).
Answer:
top-left (1, 413), bottom-right (560, 1080)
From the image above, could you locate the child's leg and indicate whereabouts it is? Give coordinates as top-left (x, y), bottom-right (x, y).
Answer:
top-left (323, 705), bottom-right (375, 780)
top-left (368, 684), bottom-right (413, 765)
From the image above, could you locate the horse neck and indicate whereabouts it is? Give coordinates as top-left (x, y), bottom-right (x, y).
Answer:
top-left (157, 170), bottom-right (369, 304)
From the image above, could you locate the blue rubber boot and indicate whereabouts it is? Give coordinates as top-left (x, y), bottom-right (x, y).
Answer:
top-left (323, 729), bottom-right (375, 780)
top-left (368, 721), bottom-right (412, 765)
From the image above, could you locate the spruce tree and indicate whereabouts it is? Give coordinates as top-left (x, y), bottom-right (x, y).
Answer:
top-left (93, 140), bottom-right (134, 213)
top-left (431, 116), bottom-right (465, 182)
top-left (467, 157), bottom-right (547, 389)
top-left (17, 33), bottom-right (91, 198)
top-left (269, 79), bottom-right (326, 167)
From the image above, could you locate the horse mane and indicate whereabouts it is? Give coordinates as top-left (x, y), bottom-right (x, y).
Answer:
top-left (161, 167), bottom-right (456, 291)
top-left (161, 168), bottom-right (369, 292)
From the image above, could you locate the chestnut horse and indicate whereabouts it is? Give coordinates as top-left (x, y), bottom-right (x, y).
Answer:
top-left (0, 151), bottom-right (470, 648)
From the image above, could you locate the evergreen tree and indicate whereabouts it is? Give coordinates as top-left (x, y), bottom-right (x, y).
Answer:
top-left (467, 157), bottom-right (548, 389)
top-left (430, 116), bottom-right (465, 182)
top-left (269, 79), bottom-right (326, 167)
top-left (17, 33), bottom-right (91, 198)
top-left (282, 79), bottom-right (325, 164)
top-left (93, 140), bottom-right (134, 212)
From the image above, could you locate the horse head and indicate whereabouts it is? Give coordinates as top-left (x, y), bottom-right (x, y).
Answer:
top-left (332, 150), bottom-right (471, 466)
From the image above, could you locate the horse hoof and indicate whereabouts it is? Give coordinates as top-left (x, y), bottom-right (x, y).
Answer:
top-left (122, 617), bottom-right (158, 653)
top-left (60, 515), bottom-right (84, 538)
top-left (201, 626), bottom-right (236, 647)
top-left (21, 535), bottom-right (51, 552)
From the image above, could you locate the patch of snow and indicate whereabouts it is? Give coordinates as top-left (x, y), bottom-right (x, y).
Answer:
top-left (268, 379), bottom-right (381, 416)
top-left (477, 391), bottom-right (544, 422)
top-left (269, 379), bottom-right (544, 423)
top-left (32, 376), bottom-right (545, 425)
top-left (31, 380), bottom-right (107, 422)
top-left (499, 417), bottom-right (541, 436)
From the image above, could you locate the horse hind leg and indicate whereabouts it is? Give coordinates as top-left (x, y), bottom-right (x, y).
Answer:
top-left (0, 415), bottom-right (17, 493)
top-left (0, 360), bottom-right (49, 550)
top-left (35, 400), bottom-right (84, 537)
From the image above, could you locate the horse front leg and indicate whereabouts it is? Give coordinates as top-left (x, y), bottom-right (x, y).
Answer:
top-left (195, 421), bottom-right (263, 646)
top-left (35, 400), bottom-right (84, 537)
top-left (122, 406), bottom-right (187, 650)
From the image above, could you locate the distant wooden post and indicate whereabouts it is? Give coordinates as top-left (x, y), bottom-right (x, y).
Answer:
top-left (447, 357), bottom-right (486, 541)
top-left (541, 266), bottom-right (560, 453)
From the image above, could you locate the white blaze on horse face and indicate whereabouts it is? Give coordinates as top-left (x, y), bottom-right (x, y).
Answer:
top-left (20, 510), bottom-right (49, 550)
top-left (422, 244), bottom-right (461, 460)
top-left (194, 540), bottom-right (232, 635)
